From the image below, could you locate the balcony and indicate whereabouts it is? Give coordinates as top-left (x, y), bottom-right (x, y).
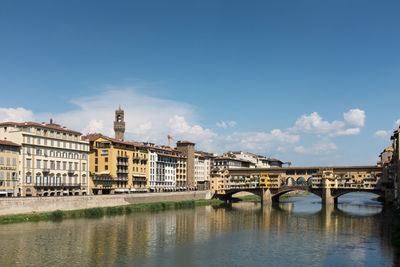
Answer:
top-left (117, 155), bottom-right (129, 159)
top-left (34, 183), bottom-right (81, 188)
top-left (132, 175), bottom-right (147, 182)
top-left (115, 177), bottom-right (129, 181)
top-left (117, 161), bottom-right (129, 166)
top-left (117, 169), bottom-right (129, 174)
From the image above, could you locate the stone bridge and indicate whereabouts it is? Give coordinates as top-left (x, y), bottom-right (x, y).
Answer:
top-left (215, 185), bottom-right (386, 205)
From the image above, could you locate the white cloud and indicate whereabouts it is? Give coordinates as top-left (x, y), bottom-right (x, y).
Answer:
top-left (0, 87), bottom-right (370, 162)
top-left (344, 109), bottom-right (365, 127)
top-left (222, 129), bottom-right (300, 152)
top-left (373, 119), bottom-right (400, 140)
top-left (294, 140), bottom-right (338, 155)
top-left (216, 120), bottom-right (236, 129)
top-left (374, 130), bottom-right (391, 139)
top-left (291, 109), bottom-right (365, 137)
top-left (0, 107), bottom-right (34, 122)
top-left (395, 119), bottom-right (400, 129)
top-left (169, 115), bottom-right (217, 141)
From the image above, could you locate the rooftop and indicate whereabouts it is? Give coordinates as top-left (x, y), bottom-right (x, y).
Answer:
top-left (0, 140), bottom-right (21, 147)
top-left (0, 121), bottom-right (82, 135)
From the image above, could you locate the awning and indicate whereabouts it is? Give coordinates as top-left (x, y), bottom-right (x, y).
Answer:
top-left (115, 188), bottom-right (130, 192)
top-left (0, 191), bottom-right (7, 195)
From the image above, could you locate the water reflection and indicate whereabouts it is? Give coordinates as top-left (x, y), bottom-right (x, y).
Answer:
top-left (0, 193), bottom-right (396, 267)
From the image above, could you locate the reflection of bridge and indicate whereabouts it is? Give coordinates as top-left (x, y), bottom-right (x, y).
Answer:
top-left (211, 165), bottom-right (390, 205)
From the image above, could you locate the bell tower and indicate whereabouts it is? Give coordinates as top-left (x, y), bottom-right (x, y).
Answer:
top-left (114, 106), bottom-right (125, 141)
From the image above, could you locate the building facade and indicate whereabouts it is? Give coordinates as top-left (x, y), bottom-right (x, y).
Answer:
top-left (176, 141), bottom-right (195, 190)
top-left (84, 134), bottom-right (149, 194)
top-left (391, 128), bottom-right (400, 204)
top-left (0, 121), bottom-right (90, 196)
top-left (0, 140), bottom-right (20, 197)
top-left (147, 144), bottom-right (180, 192)
top-left (224, 151), bottom-right (283, 168)
top-left (194, 151), bottom-right (214, 190)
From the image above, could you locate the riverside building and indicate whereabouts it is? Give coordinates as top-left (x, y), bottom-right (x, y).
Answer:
top-left (194, 151), bottom-right (214, 190)
top-left (0, 121), bottom-right (90, 196)
top-left (391, 127), bottom-right (400, 204)
top-left (83, 134), bottom-right (149, 194)
top-left (0, 140), bottom-right (20, 197)
top-left (147, 144), bottom-right (181, 192)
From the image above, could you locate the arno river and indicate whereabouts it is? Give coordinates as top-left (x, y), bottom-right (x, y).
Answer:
top-left (0, 193), bottom-right (398, 267)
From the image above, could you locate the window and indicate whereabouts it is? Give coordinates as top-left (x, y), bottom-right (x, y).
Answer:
top-left (101, 150), bottom-right (108, 155)
top-left (12, 158), bottom-right (16, 166)
top-left (0, 157), bottom-right (3, 165)
top-left (0, 172), bottom-right (3, 180)
top-left (105, 165), bottom-right (108, 170)
top-left (26, 174), bottom-right (31, 184)
top-left (82, 163), bottom-right (86, 171)
top-left (36, 160), bottom-right (41, 169)
top-left (57, 161), bottom-right (60, 170)
top-left (26, 159), bottom-right (31, 168)
top-left (105, 157), bottom-right (108, 162)
top-left (74, 162), bottom-right (78, 171)
top-left (63, 162), bottom-right (66, 170)
top-left (95, 158), bottom-right (98, 164)
top-left (36, 149), bottom-right (41, 156)
top-left (27, 136), bottom-right (31, 143)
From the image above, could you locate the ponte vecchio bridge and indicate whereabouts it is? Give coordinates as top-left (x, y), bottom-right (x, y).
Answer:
top-left (210, 165), bottom-right (392, 205)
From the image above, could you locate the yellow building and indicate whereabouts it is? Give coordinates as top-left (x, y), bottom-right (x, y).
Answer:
top-left (0, 140), bottom-right (20, 197)
top-left (259, 172), bottom-right (280, 188)
top-left (210, 167), bottom-right (230, 194)
top-left (83, 134), bottom-right (149, 194)
top-left (176, 155), bottom-right (187, 190)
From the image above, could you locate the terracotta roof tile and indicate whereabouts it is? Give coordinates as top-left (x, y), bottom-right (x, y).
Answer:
top-left (0, 140), bottom-right (21, 147)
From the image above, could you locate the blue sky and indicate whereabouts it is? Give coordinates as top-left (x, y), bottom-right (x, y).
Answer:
top-left (0, 0), bottom-right (399, 166)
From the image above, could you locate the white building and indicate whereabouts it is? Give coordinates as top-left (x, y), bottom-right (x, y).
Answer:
top-left (194, 152), bottom-right (214, 190)
top-left (0, 121), bottom-right (90, 196)
top-left (147, 145), bottom-right (179, 192)
top-left (225, 151), bottom-right (283, 168)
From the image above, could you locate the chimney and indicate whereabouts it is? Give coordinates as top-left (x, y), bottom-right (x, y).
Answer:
top-left (50, 118), bottom-right (53, 124)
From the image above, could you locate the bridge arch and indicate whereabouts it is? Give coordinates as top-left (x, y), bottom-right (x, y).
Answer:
top-left (307, 177), bottom-right (313, 185)
top-left (286, 177), bottom-right (295, 186)
top-left (332, 190), bottom-right (384, 199)
top-left (297, 177), bottom-right (306, 185)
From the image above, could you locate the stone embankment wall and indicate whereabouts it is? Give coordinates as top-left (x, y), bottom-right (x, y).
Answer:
top-left (0, 191), bottom-right (212, 216)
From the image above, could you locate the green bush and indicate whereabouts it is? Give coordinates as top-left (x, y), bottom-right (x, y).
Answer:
top-left (51, 210), bottom-right (65, 220)
top-left (84, 207), bottom-right (104, 217)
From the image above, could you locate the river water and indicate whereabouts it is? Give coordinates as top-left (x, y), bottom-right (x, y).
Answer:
top-left (0, 193), bottom-right (398, 267)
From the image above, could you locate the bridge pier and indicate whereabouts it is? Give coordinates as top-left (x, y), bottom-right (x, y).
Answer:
top-left (322, 188), bottom-right (335, 205)
top-left (261, 188), bottom-right (272, 204)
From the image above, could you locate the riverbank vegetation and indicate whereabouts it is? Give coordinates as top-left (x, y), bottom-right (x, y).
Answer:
top-left (0, 199), bottom-right (224, 225)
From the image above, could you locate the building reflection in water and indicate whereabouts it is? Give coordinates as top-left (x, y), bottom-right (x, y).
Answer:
top-left (0, 195), bottom-right (397, 266)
